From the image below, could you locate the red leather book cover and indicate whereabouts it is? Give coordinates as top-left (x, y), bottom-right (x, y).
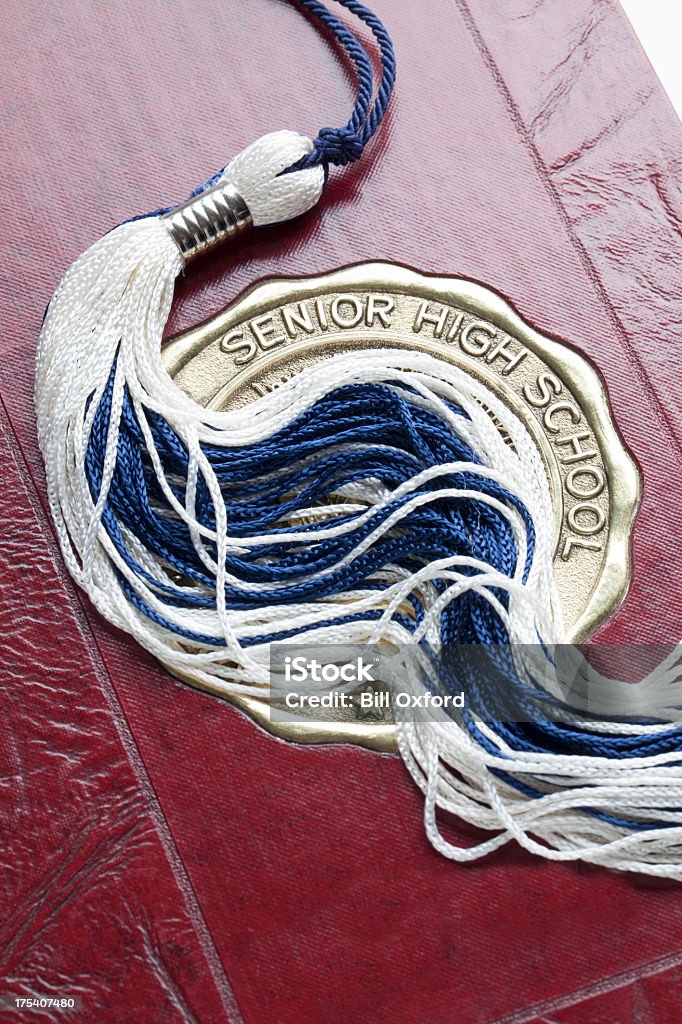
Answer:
top-left (1, 1), bottom-right (682, 1021)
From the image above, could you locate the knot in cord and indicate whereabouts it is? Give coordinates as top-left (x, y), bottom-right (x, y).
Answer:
top-left (287, 0), bottom-right (396, 173)
top-left (313, 126), bottom-right (366, 167)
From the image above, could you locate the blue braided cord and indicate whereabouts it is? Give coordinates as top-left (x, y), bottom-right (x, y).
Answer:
top-left (487, 768), bottom-right (677, 833)
top-left (85, 369), bottom-right (682, 833)
top-left (126, 0), bottom-right (395, 223)
top-left (240, 609), bottom-right (417, 647)
top-left (115, 571), bottom-right (414, 647)
top-left (461, 707), bottom-right (682, 766)
top-left (288, 0), bottom-right (396, 169)
top-left (85, 371), bottom-right (529, 636)
top-left (454, 720), bottom-right (682, 832)
top-left (89, 371), bottom-right (681, 745)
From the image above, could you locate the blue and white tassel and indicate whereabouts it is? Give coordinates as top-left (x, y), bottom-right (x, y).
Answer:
top-left (35, 0), bottom-right (682, 878)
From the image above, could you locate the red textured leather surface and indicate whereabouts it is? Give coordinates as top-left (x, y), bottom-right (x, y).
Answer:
top-left (1, 1), bottom-right (682, 1022)
top-left (0, 407), bottom-right (232, 1021)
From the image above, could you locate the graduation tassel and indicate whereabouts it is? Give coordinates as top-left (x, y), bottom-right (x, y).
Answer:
top-left (34, 0), bottom-right (682, 879)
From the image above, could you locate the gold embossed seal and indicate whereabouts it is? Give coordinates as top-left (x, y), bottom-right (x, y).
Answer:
top-left (163, 263), bottom-right (640, 751)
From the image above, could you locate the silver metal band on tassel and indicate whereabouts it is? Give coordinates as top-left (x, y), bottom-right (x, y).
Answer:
top-left (162, 179), bottom-right (253, 262)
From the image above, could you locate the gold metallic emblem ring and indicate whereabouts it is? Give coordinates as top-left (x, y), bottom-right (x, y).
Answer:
top-left (163, 262), bottom-right (640, 751)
